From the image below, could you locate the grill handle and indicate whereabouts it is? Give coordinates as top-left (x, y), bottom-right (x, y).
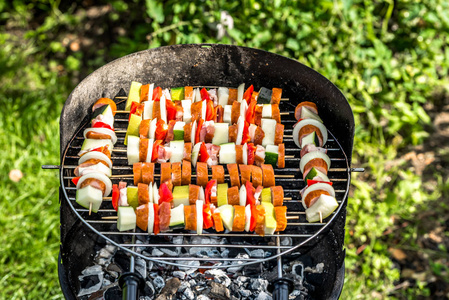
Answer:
top-left (118, 272), bottom-right (144, 300)
top-left (269, 277), bottom-right (294, 300)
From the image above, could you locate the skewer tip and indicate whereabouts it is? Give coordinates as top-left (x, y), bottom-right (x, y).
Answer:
top-left (319, 211), bottom-right (323, 223)
top-left (89, 202), bottom-right (93, 216)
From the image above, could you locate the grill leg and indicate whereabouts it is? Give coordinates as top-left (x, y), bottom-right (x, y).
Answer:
top-left (270, 277), bottom-right (294, 300)
top-left (119, 272), bottom-right (144, 300)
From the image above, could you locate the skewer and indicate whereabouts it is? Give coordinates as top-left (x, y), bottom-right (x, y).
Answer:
top-left (102, 215), bottom-right (300, 220)
top-left (114, 96), bottom-right (290, 102)
top-left (103, 196), bottom-right (293, 201)
top-left (319, 211), bottom-right (323, 223)
top-left (89, 202), bottom-right (93, 216)
top-left (110, 174), bottom-right (295, 179)
top-left (112, 149), bottom-right (295, 160)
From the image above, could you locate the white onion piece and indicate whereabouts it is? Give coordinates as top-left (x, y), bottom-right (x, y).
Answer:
top-left (292, 119), bottom-right (328, 148)
top-left (201, 100), bottom-right (206, 121)
top-left (160, 94), bottom-right (167, 123)
top-left (83, 128), bottom-right (117, 145)
top-left (240, 100), bottom-right (248, 118)
top-left (191, 120), bottom-right (197, 145)
top-left (244, 204), bottom-right (252, 232)
top-left (78, 151), bottom-right (112, 169)
top-left (236, 116), bottom-right (245, 145)
top-left (301, 183), bottom-right (335, 209)
top-left (78, 163), bottom-right (112, 178)
top-left (147, 204), bottom-right (155, 234)
top-left (143, 100), bottom-right (153, 120)
top-left (299, 151), bottom-right (331, 174)
top-left (196, 200), bottom-right (204, 235)
top-left (76, 172), bottom-right (112, 197)
top-left (239, 184), bottom-right (247, 206)
top-left (242, 143), bottom-right (248, 165)
top-left (149, 118), bottom-right (157, 139)
top-left (199, 186), bottom-right (205, 201)
top-left (153, 182), bottom-right (159, 204)
top-left (237, 83), bottom-right (245, 102)
top-left (148, 182), bottom-right (153, 203)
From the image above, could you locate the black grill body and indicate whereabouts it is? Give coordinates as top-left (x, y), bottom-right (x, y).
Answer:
top-left (59, 44), bottom-right (354, 299)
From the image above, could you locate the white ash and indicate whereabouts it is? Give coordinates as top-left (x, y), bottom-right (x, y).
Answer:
top-left (135, 257), bottom-right (147, 279)
top-left (256, 291), bottom-right (273, 300)
top-left (305, 262), bottom-right (324, 273)
top-left (183, 287), bottom-right (195, 300)
top-left (153, 275), bottom-right (165, 292)
top-left (249, 249), bottom-right (266, 258)
top-left (160, 247), bottom-right (181, 256)
top-left (173, 271), bottom-right (186, 280)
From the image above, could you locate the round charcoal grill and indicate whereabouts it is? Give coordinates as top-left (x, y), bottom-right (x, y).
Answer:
top-left (53, 44), bottom-right (357, 300)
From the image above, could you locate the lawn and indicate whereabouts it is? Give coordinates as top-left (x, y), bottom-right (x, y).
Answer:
top-left (1, 0), bottom-right (448, 299)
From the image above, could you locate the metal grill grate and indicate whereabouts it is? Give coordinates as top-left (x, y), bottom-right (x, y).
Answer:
top-left (59, 88), bottom-right (351, 269)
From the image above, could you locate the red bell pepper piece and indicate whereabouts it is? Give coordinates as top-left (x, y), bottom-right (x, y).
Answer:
top-left (153, 203), bottom-right (160, 235)
top-left (203, 204), bottom-right (214, 229)
top-left (241, 121), bottom-right (250, 145)
top-left (307, 179), bottom-right (333, 186)
top-left (151, 140), bottom-right (163, 162)
top-left (71, 176), bottom-right (81, 186)
top-left (200, 88), bottom-right (211, 101)
top-left (112, 184), bottom-right (119, 211)
top-left (92, 121), bottom-right (114, 131)
top-left (247, 143), bottom-right (256, 165)
top-left (129, 101), bottom-right (139, 120)
top-left (155, 119), bottom-right (168, 141)
top-left (204, 179), bottom-right (217, 205)
top-left (250, 204), bottom-right (257, 232)
top-left (158, 183), bottom-right (173, 204)
top-left (198, 142), bottom-right (210, 163)
top-left (153, 86), bottom-right (162, 101)
top-left (166, 99), bottom-right (177, 121)
top-left (205, 100), bottom-right (215, 121)
top-left (246, 181), bottom-right (256, 206)
top-left (245, 99), bottom-right (257, 124)
top-left (243, 84), bottom-right (254, 104)
top-left (195, 118), bottom-right (204, 143)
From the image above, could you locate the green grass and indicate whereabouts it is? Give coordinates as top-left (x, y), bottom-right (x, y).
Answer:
top-left (0, 34), bottom-right (68, 299)
top-left (1, 0), bottom-right (449, 299)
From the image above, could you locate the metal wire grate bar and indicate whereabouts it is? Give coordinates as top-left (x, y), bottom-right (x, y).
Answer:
top-left (60, 89), bottom-right (351, 269)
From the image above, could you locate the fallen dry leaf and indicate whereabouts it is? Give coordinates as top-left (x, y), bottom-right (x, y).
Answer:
top-left (9, 169), bottom-right (23, 182)
top-left (389, 248), bottom-right (407, 261)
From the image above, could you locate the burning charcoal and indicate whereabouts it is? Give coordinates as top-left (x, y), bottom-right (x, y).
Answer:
top-left (77, 266), bottom-right (104, 297)
top-left (239, 289), bottom-right (252, 297)
top-left (143, 281), bottom-right (156, 298)
top-left (177, 260), bottom-right (200, 274)
top-left (280, 237), bottom-right (293, 246)
top-left (101, 278), bottom-right (112, 288)
top-left (206, 269), bottom-right (231, 287)
top-left (249, 249), bottom-right (265, 258)
top-left (235, 275), bottom-right (249, 287)
top-left (173, 270), bottom-right (186, 280)
top-left (243, 262), bottom-right (263, 276)
top-left (256, 291), bottom-right (272, 300)
top-left (112, 250), bottom-right (131, 272)
top-left (160, 247), bottom-right (181, 256)
top-left (177, 280), bottom-right (190, 293)
top-left (152, 248), bottom-right (165, 257)
top-left (183, 287), bottom-right (195, 300)
top-left (135, 257), bottom-right (147, 279)
top-left (105, 263), bottom-right (121, 279)
top-left (250, 278), bottom-right (269, 291)
top-left (103, 285), bottom-right (122, 299)
top-left (220, 249), bottom-right (230, 258)
top-left (153, 275), bottom-right (165, 292)
top-left (191, 236), bottom-right (219, 245)
top-left (189, 247), bottom-right (219, 258)
top-left (209, 281), bottom-right (231, 300)
top-left (172, 236), bottom-right (184, 245)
